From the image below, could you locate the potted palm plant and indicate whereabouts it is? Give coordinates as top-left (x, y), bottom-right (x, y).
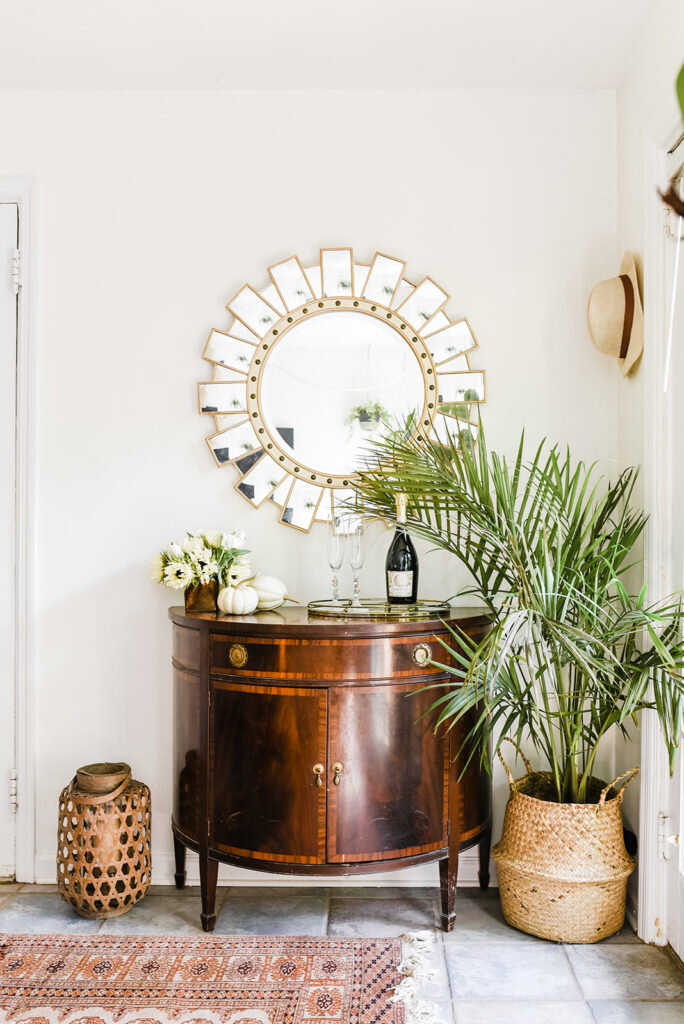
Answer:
top-left (353, 423), bottom-right (684, 942)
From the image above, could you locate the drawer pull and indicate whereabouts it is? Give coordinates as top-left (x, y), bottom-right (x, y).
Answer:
top-left (228, 643), bottom-right (248, 668)
top-left (412, 643), bottom-right (432, 667)
top-left (313, 763), bottom-right (324, 788)
top-left (332, 761), bottom-right (344, 786)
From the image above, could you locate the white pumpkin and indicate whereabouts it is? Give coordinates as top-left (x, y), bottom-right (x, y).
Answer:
top-left (251, 574), bottom-right (289, 610)
top-left (217, 584), bottom-right (259, 616)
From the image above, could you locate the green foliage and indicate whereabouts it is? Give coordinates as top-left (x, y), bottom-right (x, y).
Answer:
top-left (677, 63), bottom-right (684, 123)
top-left (352, 420), bottom-right (684, 803)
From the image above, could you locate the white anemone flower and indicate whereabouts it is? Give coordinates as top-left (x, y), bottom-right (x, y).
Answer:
top-left (181, 535), bottom-right (205, 558)
top-left (164, 562), bottom-right (195, 589)
top-left (227, 556), bottom-right (252, 586)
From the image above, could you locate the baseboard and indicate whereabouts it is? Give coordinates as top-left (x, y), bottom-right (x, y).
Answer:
top-left (36, 850), bottom-right (494, 888)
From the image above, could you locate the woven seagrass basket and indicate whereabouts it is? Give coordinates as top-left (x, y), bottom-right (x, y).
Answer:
top-left (492, 741), bottom-right (638, 944)
top-left (57, 763), bottom-right (151, 919)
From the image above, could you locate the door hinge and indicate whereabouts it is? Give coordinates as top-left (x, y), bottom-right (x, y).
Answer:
top-left (11, 248), bottom-right (21, 294)
top-left (657, 811), bottom-right (680, 858)
top-left (9, 769), bottom-right (17, 814)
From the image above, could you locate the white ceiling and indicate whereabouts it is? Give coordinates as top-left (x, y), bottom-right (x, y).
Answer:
top-left (0, 0), bottom-right (657, 90)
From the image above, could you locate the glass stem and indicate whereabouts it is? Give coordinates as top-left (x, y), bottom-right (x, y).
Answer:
top-left (352, 573), bottom-right (361, 606)
top-left (332, 572), bottom-right (339, 603)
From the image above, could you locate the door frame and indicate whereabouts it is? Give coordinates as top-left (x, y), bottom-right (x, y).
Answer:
top-left (0, 176), bottom-right (38, 882)
top-left (640, 122), bottom-right (682, 944)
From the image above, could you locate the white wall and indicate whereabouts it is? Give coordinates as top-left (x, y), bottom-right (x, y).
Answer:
top-left (0, 88), bottom-right (619, 884)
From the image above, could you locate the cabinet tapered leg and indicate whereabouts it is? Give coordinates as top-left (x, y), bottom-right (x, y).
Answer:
top-left (173, 833), bottom-right (187, 890)
top-left (478, 826), bottom-right (491, 891)
top-left (439, 851), bottom-right (459, 932)
top-left (199, 854), bottom-right (219, 932)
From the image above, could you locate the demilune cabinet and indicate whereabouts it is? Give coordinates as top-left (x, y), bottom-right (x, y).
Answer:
top-left (170, 606), bottom-right (491, 932)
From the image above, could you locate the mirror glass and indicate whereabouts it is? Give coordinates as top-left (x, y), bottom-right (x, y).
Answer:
top-left (260, 310), bottom-right (424, 476)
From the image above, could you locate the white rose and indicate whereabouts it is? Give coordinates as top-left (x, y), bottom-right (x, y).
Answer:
top-left (165, 543), bottom-right (183, 558)
top-left (222, 530), bottom-right (246, 550)
top-left (181, 536), bottom-right (205, 557)
top-left (203, 530), bottom-right (221, 547)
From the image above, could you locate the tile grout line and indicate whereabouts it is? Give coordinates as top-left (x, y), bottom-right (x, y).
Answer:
top-left (560, 942), bottom-right (593, 1013)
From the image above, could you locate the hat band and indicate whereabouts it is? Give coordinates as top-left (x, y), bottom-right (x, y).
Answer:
top-left (619, 274), bottom-right (634, 360)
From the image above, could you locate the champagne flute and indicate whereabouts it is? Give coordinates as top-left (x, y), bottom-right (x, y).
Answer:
top-left (347, 516), bottom-right (365, 607)
top-left (327, 515), bottom-right (347, 605)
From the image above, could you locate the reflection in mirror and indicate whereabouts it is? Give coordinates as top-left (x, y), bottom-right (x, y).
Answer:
top-left (269, 257), bottom-right (314, 310)
top-left (237, 459), bottom-right (287, 507)
top-left (437, 371), bottom-right (486, 417)
top-left (280, 479), bottom-right (323, 530)
top-left (206, 419), bottom-right (257, 466)
top-left (198, 381), bottom-right (247, 415)
top-left (203, 329), bottom-right (256, 370)
top-left (332, 488), bottom-right (358, 518)
top-left (362, 253), bottom-right (405, 305)
top-left (226, 285), bottom-right (280, 337)
top-left (423, 311), bottom-right (449, 334)
top-left (269, 476), bottom-right (294, 508)
top-left (260, 310), bottom-right (424, 476)
top-left (321, 248), bottom-right (354, 298)
top-left (396, 277), bottom-right (448, 329)
top-left (424, 320), bottom-right (477, 364)
top-left (260, 283), bottom-right (286, 316)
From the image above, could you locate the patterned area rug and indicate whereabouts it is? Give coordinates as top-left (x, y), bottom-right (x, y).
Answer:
top-left (0, 934), bottom-right (417, 1024)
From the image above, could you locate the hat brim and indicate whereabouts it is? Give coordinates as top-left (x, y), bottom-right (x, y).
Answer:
top-left (617, 251), bottom-right (643, 378)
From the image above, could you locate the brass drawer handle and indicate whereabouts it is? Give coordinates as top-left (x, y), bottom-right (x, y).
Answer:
top-left (332, 761), bottom-right (344, 786)
top-left (412, 642), bottom-right (432, 667)
top-left (313, 763), bottom-right (324, 788)
top-left (229, 643), bottom-right (248, 668)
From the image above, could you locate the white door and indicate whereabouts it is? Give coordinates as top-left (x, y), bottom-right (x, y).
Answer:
top-left (0, 203), bottom-right (18, 878)
top-left (664, 158), bottom-right (684, 959)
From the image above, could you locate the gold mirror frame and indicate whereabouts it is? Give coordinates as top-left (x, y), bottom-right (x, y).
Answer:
top-left (199, 248), bottom-right (486, 532)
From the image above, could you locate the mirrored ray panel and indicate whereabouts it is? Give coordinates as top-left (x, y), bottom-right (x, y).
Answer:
top-left (198, 381), bottom-right (247, 415)
top-left (431, 413), bottom-right (479, 447)
top-left (321, 248), bottom-right (354, 298)
top-left (227, 318), bottom-right (260, 343)
top-left (260, 310), bottom-right (424, 476)
top-left (396, 277), bottom-right (448, 328)
top-left (424, 319), bottom-right (477, 363)
top-left (280, 479), bottom-right (324, 531)
top-left (203, 329), bottom-right (256, 371)
top-left (269, 476), bottom-right (294, 509)
top-left (391, 278), bottom-right (415, 309)
top-left (304, 265), bottom-right (322, 298)
top-left (260, 282), bottom-right (286, 316)
top-left (362, 253), bottom-right (405, 305)
top-left (354, 264), bottom-right (370, 296)
top-left (423, 311), bottom-right (450, 334)
top-left (206, 419), bottom-right (257, 467)
top-left (437, 371), bottom-right (486, 418)
top-left (236, 459), bottom-right (287, 507)
top-left (226, 285), bottom-right (280, 337)
top-left (269, 257), bottom-right (315, 311)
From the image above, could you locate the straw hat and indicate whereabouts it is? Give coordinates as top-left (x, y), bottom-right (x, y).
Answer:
top-left (587, 252), bottom-right (643, 377)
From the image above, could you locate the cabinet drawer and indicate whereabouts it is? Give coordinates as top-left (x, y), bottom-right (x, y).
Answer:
top-left (209, 632), bottom-right (450, 680)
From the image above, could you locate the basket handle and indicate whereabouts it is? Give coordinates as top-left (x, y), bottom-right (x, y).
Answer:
top-left (69, 773), bottom-right (131, 805)
top-left (497, 737), bottom-right (533, 788)
top-left (598, 766), bottom-right (639, 808)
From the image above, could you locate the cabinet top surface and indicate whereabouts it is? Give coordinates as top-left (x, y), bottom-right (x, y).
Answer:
top-left (168, 604), bottom-right (489, 637)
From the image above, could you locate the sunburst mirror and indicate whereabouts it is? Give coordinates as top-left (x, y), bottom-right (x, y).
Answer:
top-left (199, 248), bottom-right (486, 531)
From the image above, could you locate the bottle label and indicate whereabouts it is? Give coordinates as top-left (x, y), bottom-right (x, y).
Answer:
top-left (387, 570), bottom-right (414, 598)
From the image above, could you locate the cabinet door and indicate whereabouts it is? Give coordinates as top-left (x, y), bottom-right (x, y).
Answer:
top-left (327, 683), bottom-right (447, 862)
top-left (211, 681), bottom-right (327, 863)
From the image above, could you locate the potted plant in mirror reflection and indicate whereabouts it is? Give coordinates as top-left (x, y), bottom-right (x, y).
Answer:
top-left (353, 419), bottom-right (684, 941)
top-left (151, 530), bottom-right (251, 612)
top-left (345, 400), bottom-right (391, 433)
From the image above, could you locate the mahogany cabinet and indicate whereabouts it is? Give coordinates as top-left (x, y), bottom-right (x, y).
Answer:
top-left (169, 606), bottom-right (491, 932)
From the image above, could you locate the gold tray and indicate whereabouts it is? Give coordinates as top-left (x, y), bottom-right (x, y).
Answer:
top-left (307, 598), bottom-right (451, 620)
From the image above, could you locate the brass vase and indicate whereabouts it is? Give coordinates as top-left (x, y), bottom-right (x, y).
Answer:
top-left (184, 581), bottom-right (219, 612)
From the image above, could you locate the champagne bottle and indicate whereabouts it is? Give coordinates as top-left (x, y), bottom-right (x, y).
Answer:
top-left (385, 493), bottom-right (419, 604)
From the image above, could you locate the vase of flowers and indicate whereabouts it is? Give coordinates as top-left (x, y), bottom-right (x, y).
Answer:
top-left (151, 530), bottom-right (250, 612)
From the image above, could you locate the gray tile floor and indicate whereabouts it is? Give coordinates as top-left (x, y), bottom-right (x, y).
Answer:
top-left (1, 883), bottom-right (682, 1024)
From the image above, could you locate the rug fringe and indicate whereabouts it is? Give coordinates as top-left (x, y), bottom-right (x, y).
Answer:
top-left (391, 931), bottom-right (446, 1024)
